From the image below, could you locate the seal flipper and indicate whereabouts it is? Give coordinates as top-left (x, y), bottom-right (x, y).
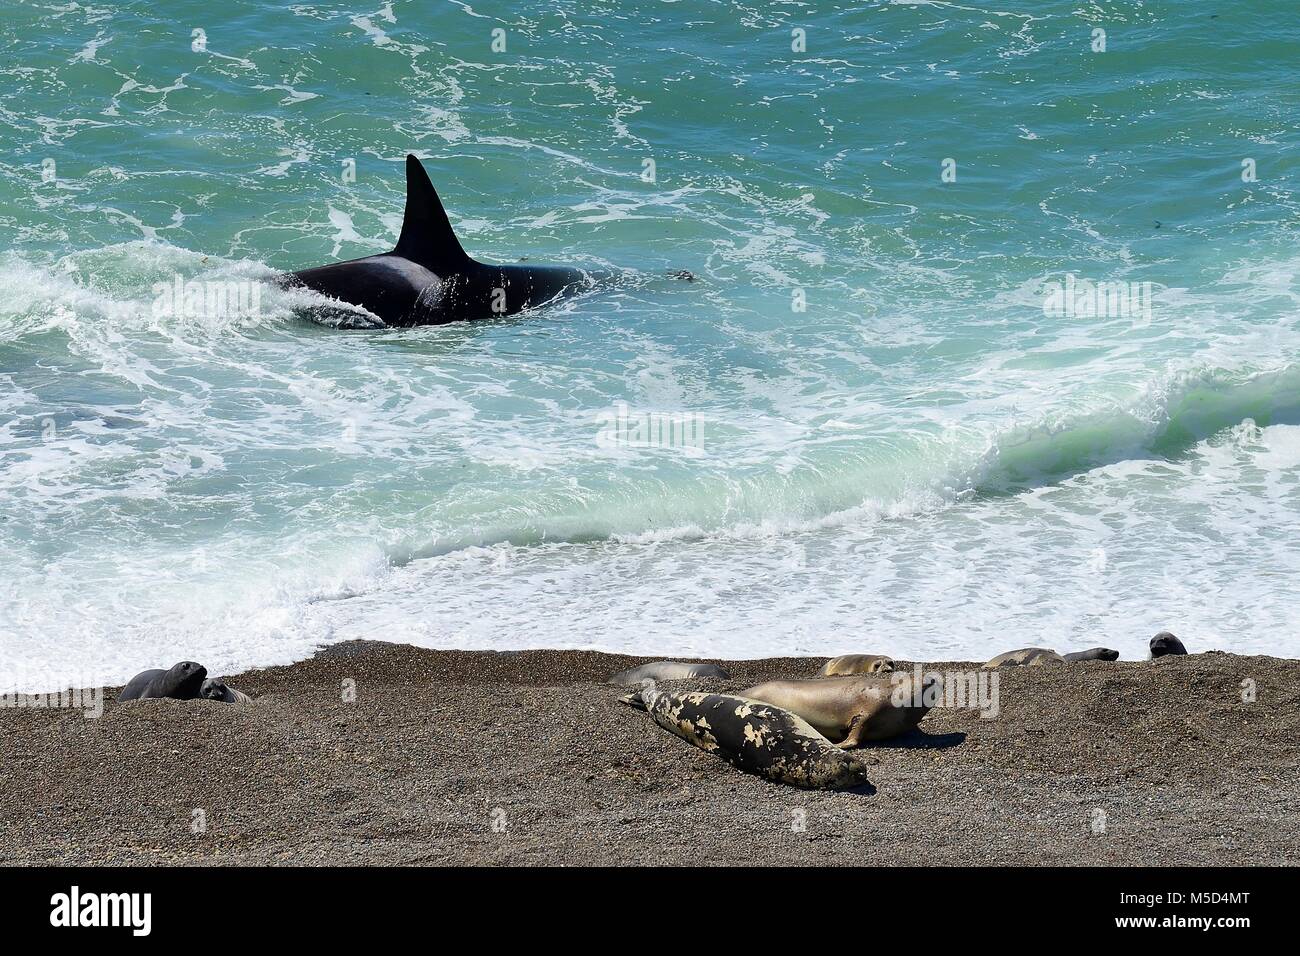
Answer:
top-left (392, 154), bottom-right (471, 270)
top-left (834, 715), bottom-right (865, 750)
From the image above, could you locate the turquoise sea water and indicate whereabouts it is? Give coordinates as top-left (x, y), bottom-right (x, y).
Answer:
top-left (2, 1), bottom-right (1299, 690)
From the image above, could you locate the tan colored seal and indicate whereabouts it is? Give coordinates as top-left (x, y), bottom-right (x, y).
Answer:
top-left (738, 672), bottom-right (936, 748)
top-left (981, 648), bottom-right (1065, 669)
top-left (817, 654), bottom-right (894, 677)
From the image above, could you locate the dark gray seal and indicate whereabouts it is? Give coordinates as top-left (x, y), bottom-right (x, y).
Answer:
top-left (1062, 647), bottom-right (1120, 662)
top-left (279, 155), bottom-right (598, 327)
top-left (199, 678), bottom-right (252, 704)
top-left (608, 661), bottom-right (731, 685)
top-left (622, 683), bottom-right (871, 790)
top-left (1149, 631), bottom-right (1188, 658)
top-left (117, 661), bottom-right (207, 702)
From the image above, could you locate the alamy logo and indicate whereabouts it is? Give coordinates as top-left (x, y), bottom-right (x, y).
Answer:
top-left (1, 668), bottom-right (103, 718)
top-left (152, 275), bottom-right (262, 319)
top-left (596, 402), bottom-right (705, 451)
top-left (1042, 274), bottom-right (1152, 323)
top-left (889, 664), bottom-right (1000, 718)
top-left (49, 886), bottom-right (152, 936)
top-left (0, 686), bottom-right (102, 718)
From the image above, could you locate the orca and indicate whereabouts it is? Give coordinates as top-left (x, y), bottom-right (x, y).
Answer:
top-left (279, 155), bottom-right (594, 326)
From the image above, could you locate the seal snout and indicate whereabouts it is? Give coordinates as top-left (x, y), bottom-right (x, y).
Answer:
top-left (175, 661), bottom-right (208, 695)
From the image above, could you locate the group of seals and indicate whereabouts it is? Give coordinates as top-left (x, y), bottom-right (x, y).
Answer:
top-left (619, 630), bottom-right (1194, 788)
top-left (982, 646), bottom-right (1120, 668)
top-left (117, 661), bottom-right (251, 704)
top-left (616, 654), bottom-right (938, 790)
top-left (623, 682), bottom-right (871, 790)
top-left (982, 632), bottom-right (1190, 668)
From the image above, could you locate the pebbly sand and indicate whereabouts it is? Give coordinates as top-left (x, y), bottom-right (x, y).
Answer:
top-left (1, 642), bottom-right (1297, 866)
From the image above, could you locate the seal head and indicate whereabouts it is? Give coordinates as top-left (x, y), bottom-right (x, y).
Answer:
top-left (199, 678), bottom-right (252, 704)
top-left (1149, 631), bottom-right (1187, 658)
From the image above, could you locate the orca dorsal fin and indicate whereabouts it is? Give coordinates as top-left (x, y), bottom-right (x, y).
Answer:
top-left (392, 154), bottom-right (471, 269)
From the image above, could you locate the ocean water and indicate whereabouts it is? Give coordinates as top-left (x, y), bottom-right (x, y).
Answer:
top-left (3, 1), bottom-right (1299, 691)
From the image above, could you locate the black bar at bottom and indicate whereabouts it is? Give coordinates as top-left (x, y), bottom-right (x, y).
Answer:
top-left (0, 866), bottom-right (1274, 939)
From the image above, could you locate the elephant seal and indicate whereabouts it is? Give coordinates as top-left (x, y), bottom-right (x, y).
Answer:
top-left (1150, 631), bottom-right (1188, 658)
top-left (1062, 647), bottom-right (1120, 662)
top-left (199, 679), bottom-right (252, 704)
top-left (817, 654), bottom-right (895, 677)
top-left (608, 661), bottom-right (731, 685)
top-left (982, 648), bottom-right (1066, 669)
top-left (740, 672), bottom-right (937, 747)
top-left (622, 683), bottom-right (870, 790)
top-left (117, 661), bottom-right (207, 702)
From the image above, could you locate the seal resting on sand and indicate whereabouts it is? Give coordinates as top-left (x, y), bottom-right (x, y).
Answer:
top-left (621, 683), bottom-right (870, 790)
top-left (1062, 647), bottom-right (1120, 662)
top-left (739, 672), bottom-right (937, 747)
top-left (608, 661), bottom-right (730, 685)
top-left (199, 678), bottom-right (252, 704)
top-left (1149, 631), bottom-right (1188, 658)
top-left (817, 654), bottom-right (895, 676)
top-left (117, 661), bottom-right (207, 702)
top-left (982, 648), bottom-right (1066, 669)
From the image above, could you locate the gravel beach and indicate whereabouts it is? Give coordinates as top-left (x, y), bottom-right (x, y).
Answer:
top-left (2, 642), bottom-right (1297, 866)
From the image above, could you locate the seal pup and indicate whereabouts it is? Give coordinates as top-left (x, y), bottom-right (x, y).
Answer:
top-left (818, 654), bottom-right (895, 677)
top-left (117, 661), bottom-right (207, 702)
top-left (622, 683), bottom-right (870, 790)
top-left (199, 678), bottom-right (252, 704)
top-left (279, 155), bottom-right (597, 327)
top-left (608, 661), bottom-right (730, 685)
top-left (739, 672), bottom-right (937, 747)
top-left (982, 648), bottom-right (1066, 669)
top-left (1062, 647), bottom-right (1120, 662)
top-left (1149, 631), bottom-right (1188, 658)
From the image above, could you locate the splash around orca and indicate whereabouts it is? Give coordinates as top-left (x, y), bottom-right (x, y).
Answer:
top-left (278, 155), bottom-right (595, 327)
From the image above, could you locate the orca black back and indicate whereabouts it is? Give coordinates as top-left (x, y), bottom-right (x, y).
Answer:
top-left (281, 155), bottom-right (591, 327)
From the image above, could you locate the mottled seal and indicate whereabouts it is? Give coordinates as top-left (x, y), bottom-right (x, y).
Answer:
top-left (817, 654), bottom-right (895, 677)
top-left (1150, 631), bottom-right (1188, 658)
top-left (982, 648), bottom-right (1066, 669)
top-left (622, 683), bottom-right (870, 790)
top-left (199, 678), bottom-right (252, 704)
top-left (117, 661), bottom-right (207, 702)
top-left (1062, 647), bottom-right (1120, 662)
top-left (740, 672), bottom-right (936, 747)
top-left (608, 661), bottom-right (731, 685)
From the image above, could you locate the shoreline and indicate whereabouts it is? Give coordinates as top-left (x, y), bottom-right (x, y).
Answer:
top-left (1, 641), bottom-right (1297, 865)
